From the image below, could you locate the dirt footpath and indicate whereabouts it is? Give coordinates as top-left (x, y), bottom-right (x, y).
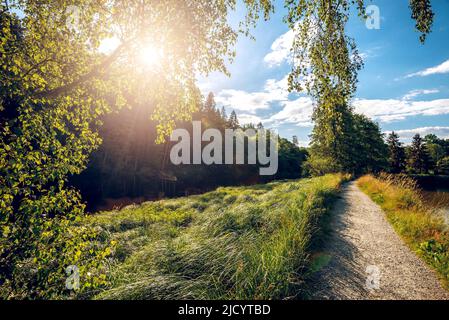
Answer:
top-left (308, 181), bottom-right (449, 300)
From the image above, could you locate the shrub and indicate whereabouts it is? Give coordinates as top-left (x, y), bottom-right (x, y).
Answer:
top-left (0, 184), bottom-right (114, 299)
top-left (303, 156), bottom-right (342, 176)
top-left (0, 210), bottom-right (114, 299)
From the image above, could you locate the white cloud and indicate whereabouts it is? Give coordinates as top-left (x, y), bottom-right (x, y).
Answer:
top-left (215, 75), bottom-right (315, 127)
top-left (358, 46), bottom-right (383, 61)
top-left (215, 89), bottom-right (274, 113)
top-left (218, 86), bottom-right (449, 129)
top-left (402, 89), bottom-right (439, 100)
top-left (268, 96), bottom-right (449, 128)
top-left (406, 59), bottom-right (449, 78)
top-left (214, 62), bottom-right (449, 131)
top-left (263, 75), bottom-right (289, 100)
top-left (237, 114), bottom-right (264, 125)
top-left (296, 140), bottom-right (310, 147)
top-left (263, 19), bottom-right (318, 68)
top-left (353, 98), bottom-right (449, 122)
top-left (268, 97), bottom-right (314, 127)
top-left (215, 76), bottom-right (289, 114)
top-left (263, 29), bottom-right (294, 67)
top-left (385, 127), bottom-right (449, 143)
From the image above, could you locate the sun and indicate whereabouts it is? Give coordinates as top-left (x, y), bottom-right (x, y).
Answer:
top-left (138, 44), bottom-right (162, 67)
top-left (98, 37), bottom-right (163, 68)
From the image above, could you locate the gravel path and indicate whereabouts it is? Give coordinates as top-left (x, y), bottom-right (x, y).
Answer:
top-left (308, 181), bottom-right (449, 300)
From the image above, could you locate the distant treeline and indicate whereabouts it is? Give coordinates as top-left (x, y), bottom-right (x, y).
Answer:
top-left (71, 91), bottom-right (449, 210)
top-left (70, 93), bottom-right (308, 210)
top-left (387, 132), bottom-right (449, 175)
top-left (301, 100), bottom-right (449, 178)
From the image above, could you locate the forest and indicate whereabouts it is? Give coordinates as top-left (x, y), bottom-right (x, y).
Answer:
top-left (70, 92), bottom-right (309, 211)
top-left (71, 90), bottom-right (449, 212)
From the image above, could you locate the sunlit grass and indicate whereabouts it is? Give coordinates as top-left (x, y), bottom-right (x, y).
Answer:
top-left (82, 174), bottom-right (348, 300)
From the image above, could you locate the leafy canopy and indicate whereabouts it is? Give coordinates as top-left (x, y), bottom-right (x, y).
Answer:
top-left (0, 0), bottom-right (273, 298)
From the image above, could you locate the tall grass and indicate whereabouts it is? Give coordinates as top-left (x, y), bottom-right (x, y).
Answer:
top-left (422, 191), bottom-right (449, 210)
top-left (82, 174), bottom-right (348, 300)
top-left (357, 174), bottom-right (449, 288)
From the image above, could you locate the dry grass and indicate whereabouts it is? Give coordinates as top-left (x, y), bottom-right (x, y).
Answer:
top-left (422, 191), bottom-right (449, 209)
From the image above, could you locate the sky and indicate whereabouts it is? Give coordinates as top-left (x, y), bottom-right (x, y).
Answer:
top-left (197, 0), bottom-right (449, 146)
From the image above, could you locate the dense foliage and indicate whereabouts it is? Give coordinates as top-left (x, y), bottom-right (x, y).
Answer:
top-left (387, 132), bottom-right (407, 174)
top-left (407, 134), bottom-right (432, 174)
top-left (71, 93), bottom-right (308, 210)
top-left (385, 132), bottom-right (449, 176)
top-left (306, 109), bottom-right (388, 175)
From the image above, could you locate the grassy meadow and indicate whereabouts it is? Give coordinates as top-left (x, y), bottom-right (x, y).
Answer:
top-left (357, 174), bottom-right (449, 288)
top-left (80, 174), bottom-right (348, 300)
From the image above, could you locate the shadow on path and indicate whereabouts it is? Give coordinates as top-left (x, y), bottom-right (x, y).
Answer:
top-left (306, 184), bottom-right (368, 299)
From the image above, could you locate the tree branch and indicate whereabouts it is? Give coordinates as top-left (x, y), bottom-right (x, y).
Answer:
top-left (33, 41), bottom-right (130, 99)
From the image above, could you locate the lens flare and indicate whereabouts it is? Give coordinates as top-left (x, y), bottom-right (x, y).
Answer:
top-left (138, 44), bottom-right (162, 67)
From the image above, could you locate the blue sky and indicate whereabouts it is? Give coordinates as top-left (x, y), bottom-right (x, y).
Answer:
top-left (198, 0), bottom-right (449, 146)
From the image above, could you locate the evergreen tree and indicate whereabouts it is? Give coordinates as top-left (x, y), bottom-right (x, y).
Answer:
top-left (437, 157), bottom-right (449, 175)
top-left (407, 134), bottom-right (431, 174)
top-left (227, 110), bottom-right (240, 129)
top-left (198, 92), bottom-right (224, 127)
top-left (387, 131), bottom-right (406, 173)
top-left (220, 106), bottom-right (227, 121)
top-left (204, 92), bottom-right (217, 113)
top-left (292, 135), bottom-right (299, 146)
